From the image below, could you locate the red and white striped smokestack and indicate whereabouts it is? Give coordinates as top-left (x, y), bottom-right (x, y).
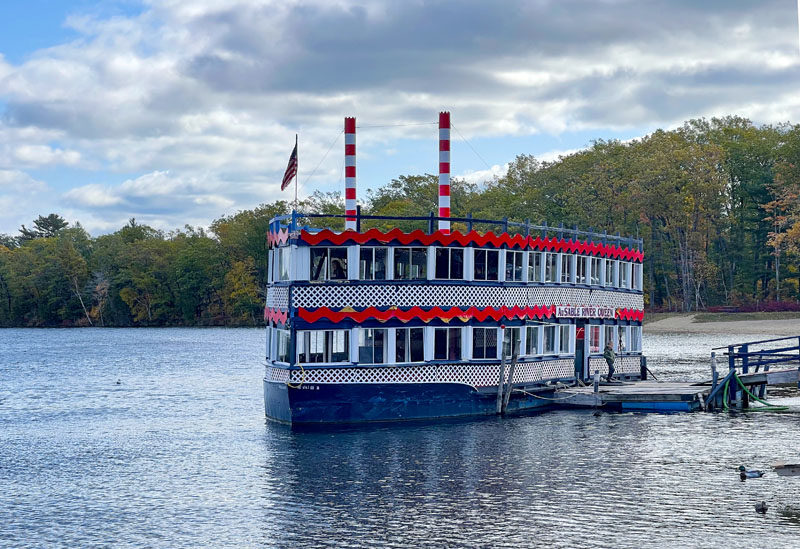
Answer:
top-left (344, 117), bottom-right (357, 231)
top-left (438, 111), bottom-right (451, 233)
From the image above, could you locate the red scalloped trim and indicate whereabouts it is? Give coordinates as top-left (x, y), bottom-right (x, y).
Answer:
top-left (616, 308), bottom-right (644, 322)
top-left (298, 305), bottom-right (645, 324)
top-left (264, 306), bottom-right (288, 324)
top-left (298, 305), bottom-right (557, 324)
top-left (299, 228), bottom-right (643, 262)
top-left (268, 228), bottom-right (290, 248)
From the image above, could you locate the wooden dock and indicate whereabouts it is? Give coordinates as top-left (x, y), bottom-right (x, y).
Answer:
top-left (554, 367), bottom-right (799, 412)
top-left (556, 381), bottom-right (710, 412)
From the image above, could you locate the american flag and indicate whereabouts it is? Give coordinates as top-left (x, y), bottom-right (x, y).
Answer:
top-left (281, 144), bottom-right (297, 190)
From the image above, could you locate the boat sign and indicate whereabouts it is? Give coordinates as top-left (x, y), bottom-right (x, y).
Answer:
top-left (555, 305), bottom-right (615, 319)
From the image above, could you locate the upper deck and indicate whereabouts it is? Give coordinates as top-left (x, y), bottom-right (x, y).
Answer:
top-left (266, 211), bottom-right (644, 323)
top-left (265, 210), bottom-right (644, 378)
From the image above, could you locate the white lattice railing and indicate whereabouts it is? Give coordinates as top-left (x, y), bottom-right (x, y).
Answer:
top-left (266, 358), bottom-right (584, 388)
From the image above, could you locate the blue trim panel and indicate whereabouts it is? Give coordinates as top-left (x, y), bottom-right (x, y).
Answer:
top-left (620, 401), bottom-right (699, 412)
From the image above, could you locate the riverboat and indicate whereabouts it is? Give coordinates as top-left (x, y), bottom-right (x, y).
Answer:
top-left (263, 114), bottom-right (645, 425)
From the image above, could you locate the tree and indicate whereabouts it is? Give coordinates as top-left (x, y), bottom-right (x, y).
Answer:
top-left (18, 213), bottom-right (69, 241)
top-left (0, 234), bottom-right (17, 249)
top-left (222, 258), bottom-right (261, 324)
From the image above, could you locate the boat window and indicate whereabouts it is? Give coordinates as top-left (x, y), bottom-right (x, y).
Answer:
top-left (560, 254), bottom-right (573, 283)
top-left (276, 329), bottom-right (291, 363)
top-left (576, 256), bottom-right (589, 284)
top-left (474, 249), bottom-right (499, 281)
top-left (542, 325), bottom-right (556, 354)
top-left (266, 327), bottom-right (273, 360)
top-left (633, 263), bottom-right (643, 290)
top-left (360, 247), bottom-right (388, 280)
top-left (620, 262), bottom-right (630, 289)
top-left (310, 247), bottom-right (348, 281)
top-left (268, 249), bottom-right (274, 283)
top-left (590, 257), bottom-right (602, 285)
top-left (505, 251), bottom-right (524, 282)
top-left (604, 325), bottom-right (616, 351)
top-left (526, 326), bottom-right (541, 355)
top-left (396, 328), bottom-right (425, 362)
top-left (503, 327), bottom-right (522, 358)
top-left (544, 252), bottom-right (557, 283)
top-left (558, 325), bottom-right (571, 354)
top-left (394, 247), bottom-right (427, 280)
top-left (434, 327), bottom-right (462, 360)
top-left (630, 326), bottom-right (642, 352)
top-left (528, 252), bottom-right (543, 282)
top-left (618, 326), bottom-right (629, 353)
top-left (472, 327), bottom-right (498, 359)
top-left (278, 246), bottom-right (291, 281)
top-left (588, 325), bottom-right (601, 354)
top-left (297, 330), bottom-right (350, 363)
top-left (358, 328), bottom-right (387, 363)
top-left (605, 260), bottom-right (616, 287)
top-left (435, 247), bottom-right (464, 279)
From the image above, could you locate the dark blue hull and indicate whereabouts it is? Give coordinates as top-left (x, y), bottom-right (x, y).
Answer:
top-left (264, 380), bottom-right (554, 425)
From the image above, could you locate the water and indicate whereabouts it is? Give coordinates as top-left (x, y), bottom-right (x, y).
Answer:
top-left (2, 328), bottom-right (800, 548)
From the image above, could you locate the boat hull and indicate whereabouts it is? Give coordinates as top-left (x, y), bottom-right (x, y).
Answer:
top-left (263, 380), bottom-right (554, 425)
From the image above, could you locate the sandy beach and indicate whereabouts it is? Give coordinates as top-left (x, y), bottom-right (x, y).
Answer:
top-left (645, 314), bottom-right (800, 336)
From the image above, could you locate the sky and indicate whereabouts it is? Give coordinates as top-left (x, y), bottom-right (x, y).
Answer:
top-left (0, 0), bottom-right (799, 236)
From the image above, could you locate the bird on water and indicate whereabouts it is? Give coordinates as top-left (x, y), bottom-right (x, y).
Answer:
top-left (739, 465), bottom-right (765, 481)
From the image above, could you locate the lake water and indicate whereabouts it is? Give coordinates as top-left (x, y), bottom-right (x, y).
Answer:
top-left (2, 328), bottom-right (800, 548)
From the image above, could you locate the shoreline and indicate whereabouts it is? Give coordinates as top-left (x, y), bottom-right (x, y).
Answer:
top-left (645, 314), bottom-right (800, 335)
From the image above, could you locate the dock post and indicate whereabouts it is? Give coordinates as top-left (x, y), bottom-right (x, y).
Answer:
top-left (501, 349), bottom-right (519, 415)
top-left (727, 345), bottom-right (737, 407)
top-left (741, 344), bottom-right (749, 374)
top-left (496, 353), bottom-right (507, 414)
top-left (710, 352), bottom-right (718, 390)
top-left (593, 370), bottom-right (600, 393)
top-left (640, 356), bottom-right (648, 381)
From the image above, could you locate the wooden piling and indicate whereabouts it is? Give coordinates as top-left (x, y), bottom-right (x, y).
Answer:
top-left (501, 349), bottom-right (519, 415)
top-left (496, 353), bottom-right (506, 414)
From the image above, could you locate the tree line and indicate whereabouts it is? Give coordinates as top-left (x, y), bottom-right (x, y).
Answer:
top-left (1, 116), bottom-right (798, 326)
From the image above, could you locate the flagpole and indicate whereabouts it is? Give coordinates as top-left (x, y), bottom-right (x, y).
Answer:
top-left (293, 134), bottom-right (298, 212)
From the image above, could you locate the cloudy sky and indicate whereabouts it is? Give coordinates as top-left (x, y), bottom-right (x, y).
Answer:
top-left (0, 0), bottom-right (798, 235)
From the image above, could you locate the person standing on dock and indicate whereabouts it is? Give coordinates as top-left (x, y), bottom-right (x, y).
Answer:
top-left (604, 341), bottom-right (616, 382)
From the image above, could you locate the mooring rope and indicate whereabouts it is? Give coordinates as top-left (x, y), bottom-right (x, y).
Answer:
top-left (286, 362), bottom-right (306, 390)
top-left (512, 387), bottom-right (584, 401)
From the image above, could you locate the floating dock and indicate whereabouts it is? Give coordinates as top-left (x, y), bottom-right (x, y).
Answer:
top-left (549, 336), bottom-right (800, 413)
top-left (557, 381), bottom-right (710, 412)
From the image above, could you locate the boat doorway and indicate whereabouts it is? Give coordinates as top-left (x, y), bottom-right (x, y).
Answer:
top-left (575, 322), bottom-right (586, 381)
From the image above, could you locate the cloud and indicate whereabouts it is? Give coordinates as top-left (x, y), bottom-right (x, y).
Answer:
top-left (62, 171), bottom-right (237, 231)
top-left (0, 170), bottom-right (50, 235)
top-left (0, 0), bottom-right (798, 233)
top-left (0, 169), bottom-right (47, 192)
top-left (12, 144), bottom-right (81, 166)
top-left (456, 164), bottom-right (507, 186)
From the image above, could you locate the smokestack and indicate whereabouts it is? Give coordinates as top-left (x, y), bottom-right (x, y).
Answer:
top-left (344, 117), bottom-right (357, 231)
top-left (438, 111), bottom-right (450, 234)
